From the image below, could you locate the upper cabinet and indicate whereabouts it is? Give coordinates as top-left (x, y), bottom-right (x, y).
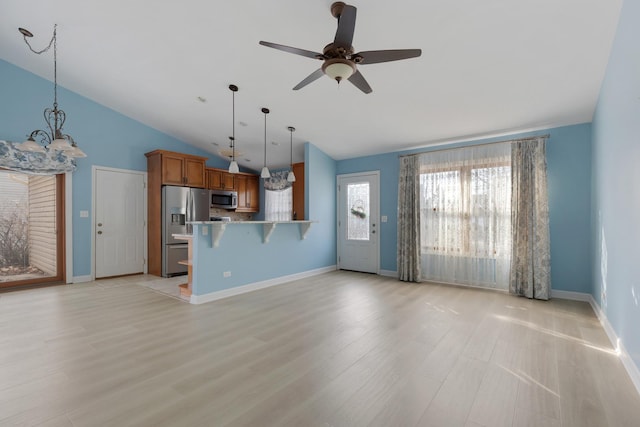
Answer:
top-left (206, 168), bottom-right (236, 191)
top-left (235, 173), bottom-right (259, 213)
top-left (145, 150), bottom-right (207, 188)
top-left (292, 162), bottom-right (305, 220)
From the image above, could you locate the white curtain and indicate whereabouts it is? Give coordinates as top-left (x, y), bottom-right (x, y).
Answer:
top-left (418, 142), bottom-right (512, 289)
top-left (264, 170), bottom-right (293, 221)
top-left (510, 138), bottom-right (551, 300)
top-left (265, 187), bottom-right (292, 221)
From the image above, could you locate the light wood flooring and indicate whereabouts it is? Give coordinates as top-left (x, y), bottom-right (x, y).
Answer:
top-left (1, 271), bottom-right (639, 426)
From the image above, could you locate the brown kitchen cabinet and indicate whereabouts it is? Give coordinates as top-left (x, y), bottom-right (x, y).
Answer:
top-left (235, 173), bottom-right (259, 213)
top-left (206, 168), bottom-right (236, 190)
top-left (292, 162), bottom-right (305, 220)
top-left (146, 150), bottom-right (207, 188)
top-left (145, 149), bottom-right (208, 276)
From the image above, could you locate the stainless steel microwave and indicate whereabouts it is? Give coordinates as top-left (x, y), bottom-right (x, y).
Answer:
top-left (211, 190), bottom-right (238, 210)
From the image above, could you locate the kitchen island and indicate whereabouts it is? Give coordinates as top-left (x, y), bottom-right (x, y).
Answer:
top-left (174, 220), bottom-right (331, 303)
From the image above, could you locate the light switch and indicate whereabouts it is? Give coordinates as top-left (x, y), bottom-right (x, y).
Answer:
top-left (80, 210), bottom-right (89, 218)
top-left (381, 215), bottom-right (388, 223)
top-left (202, 226), bottom-right (209, 236)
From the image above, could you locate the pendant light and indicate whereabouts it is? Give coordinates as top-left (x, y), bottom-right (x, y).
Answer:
top-left (287, 126), bottom-right (296, 182)
top-left (260, 107), bottom-right (271, 179)
top-left (17, 24), bottom-right (85, 158)
top-left (228, 84), bottom-right (239, 173)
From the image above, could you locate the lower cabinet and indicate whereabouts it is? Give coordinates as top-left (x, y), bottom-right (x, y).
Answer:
top-left (235, 174), bottom-right (259, 213)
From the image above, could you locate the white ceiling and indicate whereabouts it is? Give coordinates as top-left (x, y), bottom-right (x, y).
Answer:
top-left (1, 0), bottom-right (622, 171)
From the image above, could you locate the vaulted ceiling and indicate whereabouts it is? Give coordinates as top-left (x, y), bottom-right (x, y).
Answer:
top-left (1, 0), bottom-right (622, 170)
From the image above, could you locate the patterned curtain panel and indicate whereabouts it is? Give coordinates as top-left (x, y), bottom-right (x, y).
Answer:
top-left (397, 155), bottom-right (421, 282)
top-left (263, 170), bottom-right (293, 191)
top-left (0, 140), bottom-right (76, 175)
top-left (418, 142), bottom-right (512, 289)
top-left (510, 138), bottom-right (551, 300)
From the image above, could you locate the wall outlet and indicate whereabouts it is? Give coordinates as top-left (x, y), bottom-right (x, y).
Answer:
top-left (80, 210), bottom-right (89, 218)
top-left (223, 271), bottom-right (231, 278)
top-left (381, 215), bottom-right (388, 223)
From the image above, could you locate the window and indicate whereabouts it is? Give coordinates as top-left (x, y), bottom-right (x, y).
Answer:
top-left (347, 182), bottom-right (370, 241)
top-left (0, 171), bottom-right (65, 289)
top-left (264, 187), bottom-right (292, 221)
top-left (417, 143), bottom-right (512, 289)
top-left (420, 161), bottom-right (511, 257)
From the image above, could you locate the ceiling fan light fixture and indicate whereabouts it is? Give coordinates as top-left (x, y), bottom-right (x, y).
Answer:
top-left (322, 59), bottom-right (355, 83)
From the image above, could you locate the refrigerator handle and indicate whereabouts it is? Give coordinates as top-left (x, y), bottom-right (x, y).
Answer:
top-left (186, 190), bottom-right (192, 223)
top-left (185, 189), bottom-right (192, 234)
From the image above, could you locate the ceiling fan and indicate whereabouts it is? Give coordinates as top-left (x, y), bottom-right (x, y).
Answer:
top-left (259, 1), bottom-right (421, 94)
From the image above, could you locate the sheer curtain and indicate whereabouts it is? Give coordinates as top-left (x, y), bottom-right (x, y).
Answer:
top-left (265, 187), bottom-right (292, 221)
top-left (510, 138), bottom-right (551, 300)
top-left (263, 170), bottom-right (293, 221)
top-left (418, 143), bottom-right (512, 289)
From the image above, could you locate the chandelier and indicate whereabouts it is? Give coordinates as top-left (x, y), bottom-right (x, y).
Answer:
top-left (16, 24), bottom-right (86, 158)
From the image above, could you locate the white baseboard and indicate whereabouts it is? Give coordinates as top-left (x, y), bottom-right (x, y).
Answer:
top-left (190, 265), bottom-right (337, 304)
top-left (379, 269), bottom-right (398, 278)
top-left (72, 275), bottom-right (92, 283)
top-left (550, 289), bottom-right (591, 301)
top-left (587, 295), bottom-right (640, 397)
top-left (553, 289), bottom-right (640, 397)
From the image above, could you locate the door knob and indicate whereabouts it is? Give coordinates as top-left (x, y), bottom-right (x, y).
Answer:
top-left (97, 231), bottom-right (102, 235)
top-left (98, 223), bottom-right (102, 227)
top-left (371, 230), bottom-right (376, 234)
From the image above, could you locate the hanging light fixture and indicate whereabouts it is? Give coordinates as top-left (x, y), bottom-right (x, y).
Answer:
top-left (260, 107), bottom-right (271, 179)
top-left (227, 84), bottom-right (240, 173)
top-left (287, 126), bottom-right (296, 182)
top-left (16, 24), bottom-right (86, 158)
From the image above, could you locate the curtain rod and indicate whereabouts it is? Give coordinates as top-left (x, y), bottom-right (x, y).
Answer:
top-left (398, 133), bottom-right (550, 158)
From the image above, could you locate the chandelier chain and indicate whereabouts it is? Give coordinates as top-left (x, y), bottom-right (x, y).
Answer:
top-left (21, 24), bottom-right (58, 108)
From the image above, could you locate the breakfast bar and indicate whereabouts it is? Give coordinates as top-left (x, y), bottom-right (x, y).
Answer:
top-left (174, 220), bottom-right (320, 303)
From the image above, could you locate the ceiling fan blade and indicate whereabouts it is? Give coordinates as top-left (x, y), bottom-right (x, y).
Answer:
top-left (293, 68), bottom-right (325, 90)
top-left (334, 5), bottom-right (357, 48)
top-left (355, 49), bottom-right (422, 65)
top-left (259, 41), bottom-right (323, 60)
top-left (348, 70), bottom-right (372, 94)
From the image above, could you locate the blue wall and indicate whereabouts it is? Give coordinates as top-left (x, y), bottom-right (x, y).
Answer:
top-left (191, 142), bottom-right (337, 296)
top-left (0, 59), bottom-right (229, 277)
top-left (591, 0), bottom-right (640, 368)
top-left (337, 123), bottom-right (593, 293)
top-left (306, 142), bottom-right (338, 267)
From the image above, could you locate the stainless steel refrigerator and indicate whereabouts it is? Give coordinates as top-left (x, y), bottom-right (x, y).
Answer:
top-left (162, 185), bottom-right (210, 277)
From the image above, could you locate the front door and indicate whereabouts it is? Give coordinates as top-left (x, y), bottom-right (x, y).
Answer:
top-left (337, 172), bottom-right (380, 273)
top-left (95, 167), bottom-right (146, 278)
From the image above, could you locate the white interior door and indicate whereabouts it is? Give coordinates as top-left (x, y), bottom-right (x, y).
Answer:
top-left (95, 168), bottom-right (145, 278)
top-left (337, 172), bottom-right (380, 273)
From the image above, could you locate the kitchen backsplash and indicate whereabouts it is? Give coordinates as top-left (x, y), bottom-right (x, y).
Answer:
top-left (209, 208), bottom-right (253, 221)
